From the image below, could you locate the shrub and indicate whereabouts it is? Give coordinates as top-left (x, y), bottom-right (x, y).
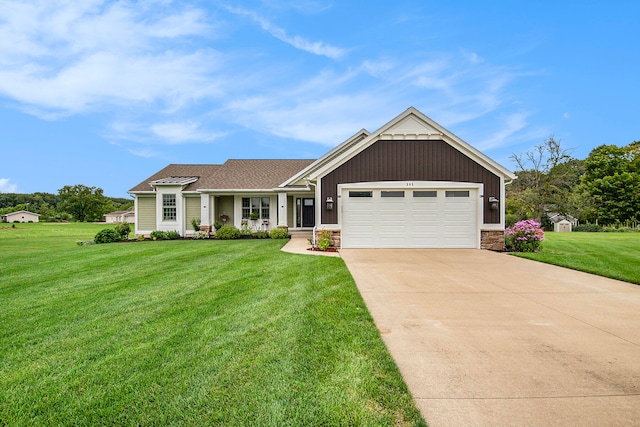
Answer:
top-left (94, 228), bottom-right (121, 244)
top-left (150, 230), bottom-right (180, 240)
top-left (114, 223), bottom-right (131, 240)
top-left (505, 220), bottom-right (544, 252)
top-left (269, 228), bottom-right (289, 239)
top-left (192, 231), bottom-right (209, 239)
top-left (166, 230), bottom-right (180, 240)
top-left (317, 230), bottom-right (332, 251)
top-left (76, 240), bottom-right (96, 246)
top-left (214, 225), bottom-right (240, 240)
top-left (252, 231), bottom-right (269, 239)
top-left (150, 230), bottom-right (165, 240)
top-left (213, 221), bottom-right (223, 231)
top-left (573, 224), bottom-right (602, 232)
top-left (191, 218), bottom-right (201, 232)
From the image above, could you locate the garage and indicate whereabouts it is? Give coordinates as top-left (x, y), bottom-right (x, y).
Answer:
top-left (340, 184), bottom-right (480, 248)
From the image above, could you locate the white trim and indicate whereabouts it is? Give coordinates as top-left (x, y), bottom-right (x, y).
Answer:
top-left (280, 129), bottom-right (370, 187)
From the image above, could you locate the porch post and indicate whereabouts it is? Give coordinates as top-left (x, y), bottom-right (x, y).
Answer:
top-left (277, 192), bottom-right (288, 227)
top-left (200, 193), bottom-right (211, 230)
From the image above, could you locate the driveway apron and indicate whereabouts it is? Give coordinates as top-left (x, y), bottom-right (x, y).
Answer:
top-left (339, 249), bottom-right (640, 427)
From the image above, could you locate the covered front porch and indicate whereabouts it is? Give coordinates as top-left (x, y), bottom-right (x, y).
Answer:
top-left (197, 190), bottom-right (317, 234)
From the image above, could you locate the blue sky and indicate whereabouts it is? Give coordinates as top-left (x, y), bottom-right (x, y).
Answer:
top-left (1, 0), bottom-right (638, 198)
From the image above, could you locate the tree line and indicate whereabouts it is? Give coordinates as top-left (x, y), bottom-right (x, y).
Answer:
top-left (507, 137), bottom-right (640, 228)
top-left (0, 185), bottom-right (133, 222)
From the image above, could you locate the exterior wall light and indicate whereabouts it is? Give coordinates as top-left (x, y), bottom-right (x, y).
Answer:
top-left (325, 196), bottom-right (334, 211)
top-left (488, 196), bottom-right (499, 210)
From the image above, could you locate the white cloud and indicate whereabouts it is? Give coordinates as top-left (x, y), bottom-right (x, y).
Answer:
top-left (150, 121), bottom-right (229, 144)
top-left (224, 6), bottom-right (346, 59)
top-left (222, 51), bottom-right (525, 147)
top-left (226, 93), bottom-right (393, 146)
top-left (0, 0), bottom-right (219, 116)
top-left (475, 113), bottom-right (529, 150)
top-left (0, 178), bottom-right (18, 193)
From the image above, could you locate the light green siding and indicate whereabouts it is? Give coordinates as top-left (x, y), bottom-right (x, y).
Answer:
top-left (185, 196), bottom-right (201, 230)
top-left (216, 196), bottom-right (234, 225)
top-left (137, 196), bottom-right (156, 230)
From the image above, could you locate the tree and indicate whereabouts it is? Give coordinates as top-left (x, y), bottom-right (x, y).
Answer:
top-left (507, 136), bottom-right (577, 224)
top-left (58, 185), bottom-right (108, 222)
top-left (581, 143), bottom-right (640, 224)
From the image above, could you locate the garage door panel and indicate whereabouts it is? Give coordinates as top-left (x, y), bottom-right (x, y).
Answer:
top-left (342, 187), bottom-right (478, 248)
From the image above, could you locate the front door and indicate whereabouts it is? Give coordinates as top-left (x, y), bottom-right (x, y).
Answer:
top-left (301, 198), bottom-right (315, 227)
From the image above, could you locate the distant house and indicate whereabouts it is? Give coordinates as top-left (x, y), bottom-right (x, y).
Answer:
top-left (104, 210), bottom-right (135, 224)
top-left (2, 210), bottom-right (40, 223)
top-left (547, 212), bottom-right (578, 226)
top-left (129, 107), bottom-right (515, 249)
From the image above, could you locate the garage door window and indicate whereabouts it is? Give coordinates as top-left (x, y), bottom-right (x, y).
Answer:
top-left (349, 191), bottom-right (373, 198)
top-left (381, 191), bottom-right (404, 198)
top-left (413, 190), bottom-right (437, 198)
top-left (445, 190), bottom-right (470, 197)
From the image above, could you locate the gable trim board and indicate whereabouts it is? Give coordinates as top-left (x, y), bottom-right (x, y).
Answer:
top-left (129, 107), bottom-right (515, 249)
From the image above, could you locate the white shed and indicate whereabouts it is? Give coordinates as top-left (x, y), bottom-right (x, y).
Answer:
top-left (2, 210), bottom-right (40, 223)
top-left (554, 219), bottom-right (572, 232)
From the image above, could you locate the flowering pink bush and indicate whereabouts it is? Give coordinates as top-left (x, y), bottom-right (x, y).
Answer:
top-left (506, 220), bottom-right (545, 252)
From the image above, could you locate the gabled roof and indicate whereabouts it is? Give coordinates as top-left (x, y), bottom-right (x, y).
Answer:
top-left (2, 210), bottom-right (40, 217)
top-left (283, 107), bottom-right (516, 185)
top-left (129, 164), bottom-right (222, 192)
top-left (129, 160), bottom-right (314, 193)
top-left (105, 210), bottom-right (135, 216)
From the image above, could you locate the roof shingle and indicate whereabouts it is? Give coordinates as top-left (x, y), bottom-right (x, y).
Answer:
top-left (128, 159), bottom-right (314, 193)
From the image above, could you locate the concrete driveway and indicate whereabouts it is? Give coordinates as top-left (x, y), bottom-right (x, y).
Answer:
top-left (339, 249), bottom-right (640, 427)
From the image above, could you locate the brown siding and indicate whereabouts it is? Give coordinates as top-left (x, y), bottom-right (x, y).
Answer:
top-left (321, 140), bottom-right (500, 224)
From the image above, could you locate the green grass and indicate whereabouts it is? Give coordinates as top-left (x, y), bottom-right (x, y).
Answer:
top-left (0, 223), bottom-right (425, 426)
top-left (512, 231), bottom-right (640, 284)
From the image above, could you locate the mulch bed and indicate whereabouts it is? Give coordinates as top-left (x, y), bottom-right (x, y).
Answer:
top-left (307, 247), bottom-right (339, 252)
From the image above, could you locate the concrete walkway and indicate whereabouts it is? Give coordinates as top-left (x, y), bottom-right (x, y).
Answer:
top-left (339, 249), bottom-right (640, 427)
top-left (281, 236), bottom-right (341, 257)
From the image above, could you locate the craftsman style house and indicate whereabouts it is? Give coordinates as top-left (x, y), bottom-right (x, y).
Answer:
top-left (129, 107), bottom-right (515, 249)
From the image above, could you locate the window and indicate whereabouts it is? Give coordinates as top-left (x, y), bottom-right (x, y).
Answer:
top-left (414, 190), bottom-right (437, 198)
top-left (261, 197), bottom-right (270, 219)
top-left (242, 197), bottom-right (270, 219)
top-left (349, 191), bottom-right (373, 198)
top-left (445, 190), bottom-right (470, 198)
top-left (162, 194), bottom-right (176, 221)
top-left (381, 190), bottom-right (404, 198)
top-left (242, 197), bottom-right (251, 219)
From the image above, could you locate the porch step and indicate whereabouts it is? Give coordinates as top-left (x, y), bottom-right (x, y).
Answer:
top-left (288, 229), bottom-right (313, 239)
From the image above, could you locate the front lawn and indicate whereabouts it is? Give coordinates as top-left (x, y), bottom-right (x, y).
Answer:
top-left (512, 231), bottom-right (640, 284)
top-left (0, 223), bottom-right (425, 426)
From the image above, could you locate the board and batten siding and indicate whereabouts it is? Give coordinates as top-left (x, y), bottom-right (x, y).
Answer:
top-left (137, 196), bottom-right (157, 230)
top-left (321, 139), bottom-right (501, 225)
top-left (185, 196), bottom-right (201, 230)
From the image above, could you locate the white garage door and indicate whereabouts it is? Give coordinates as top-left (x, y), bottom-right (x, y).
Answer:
top-left (341, 187), bottom-right (478, 248)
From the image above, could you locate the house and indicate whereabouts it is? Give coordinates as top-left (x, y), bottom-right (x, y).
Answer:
top-left (129, 107), bottom-right (516, 249)
top-left (2, 210), bottom-right (40, 223)
top-left (547, 212), bottom-right (578, 227)
top-left (104, 210), bottom-right (135, 224)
